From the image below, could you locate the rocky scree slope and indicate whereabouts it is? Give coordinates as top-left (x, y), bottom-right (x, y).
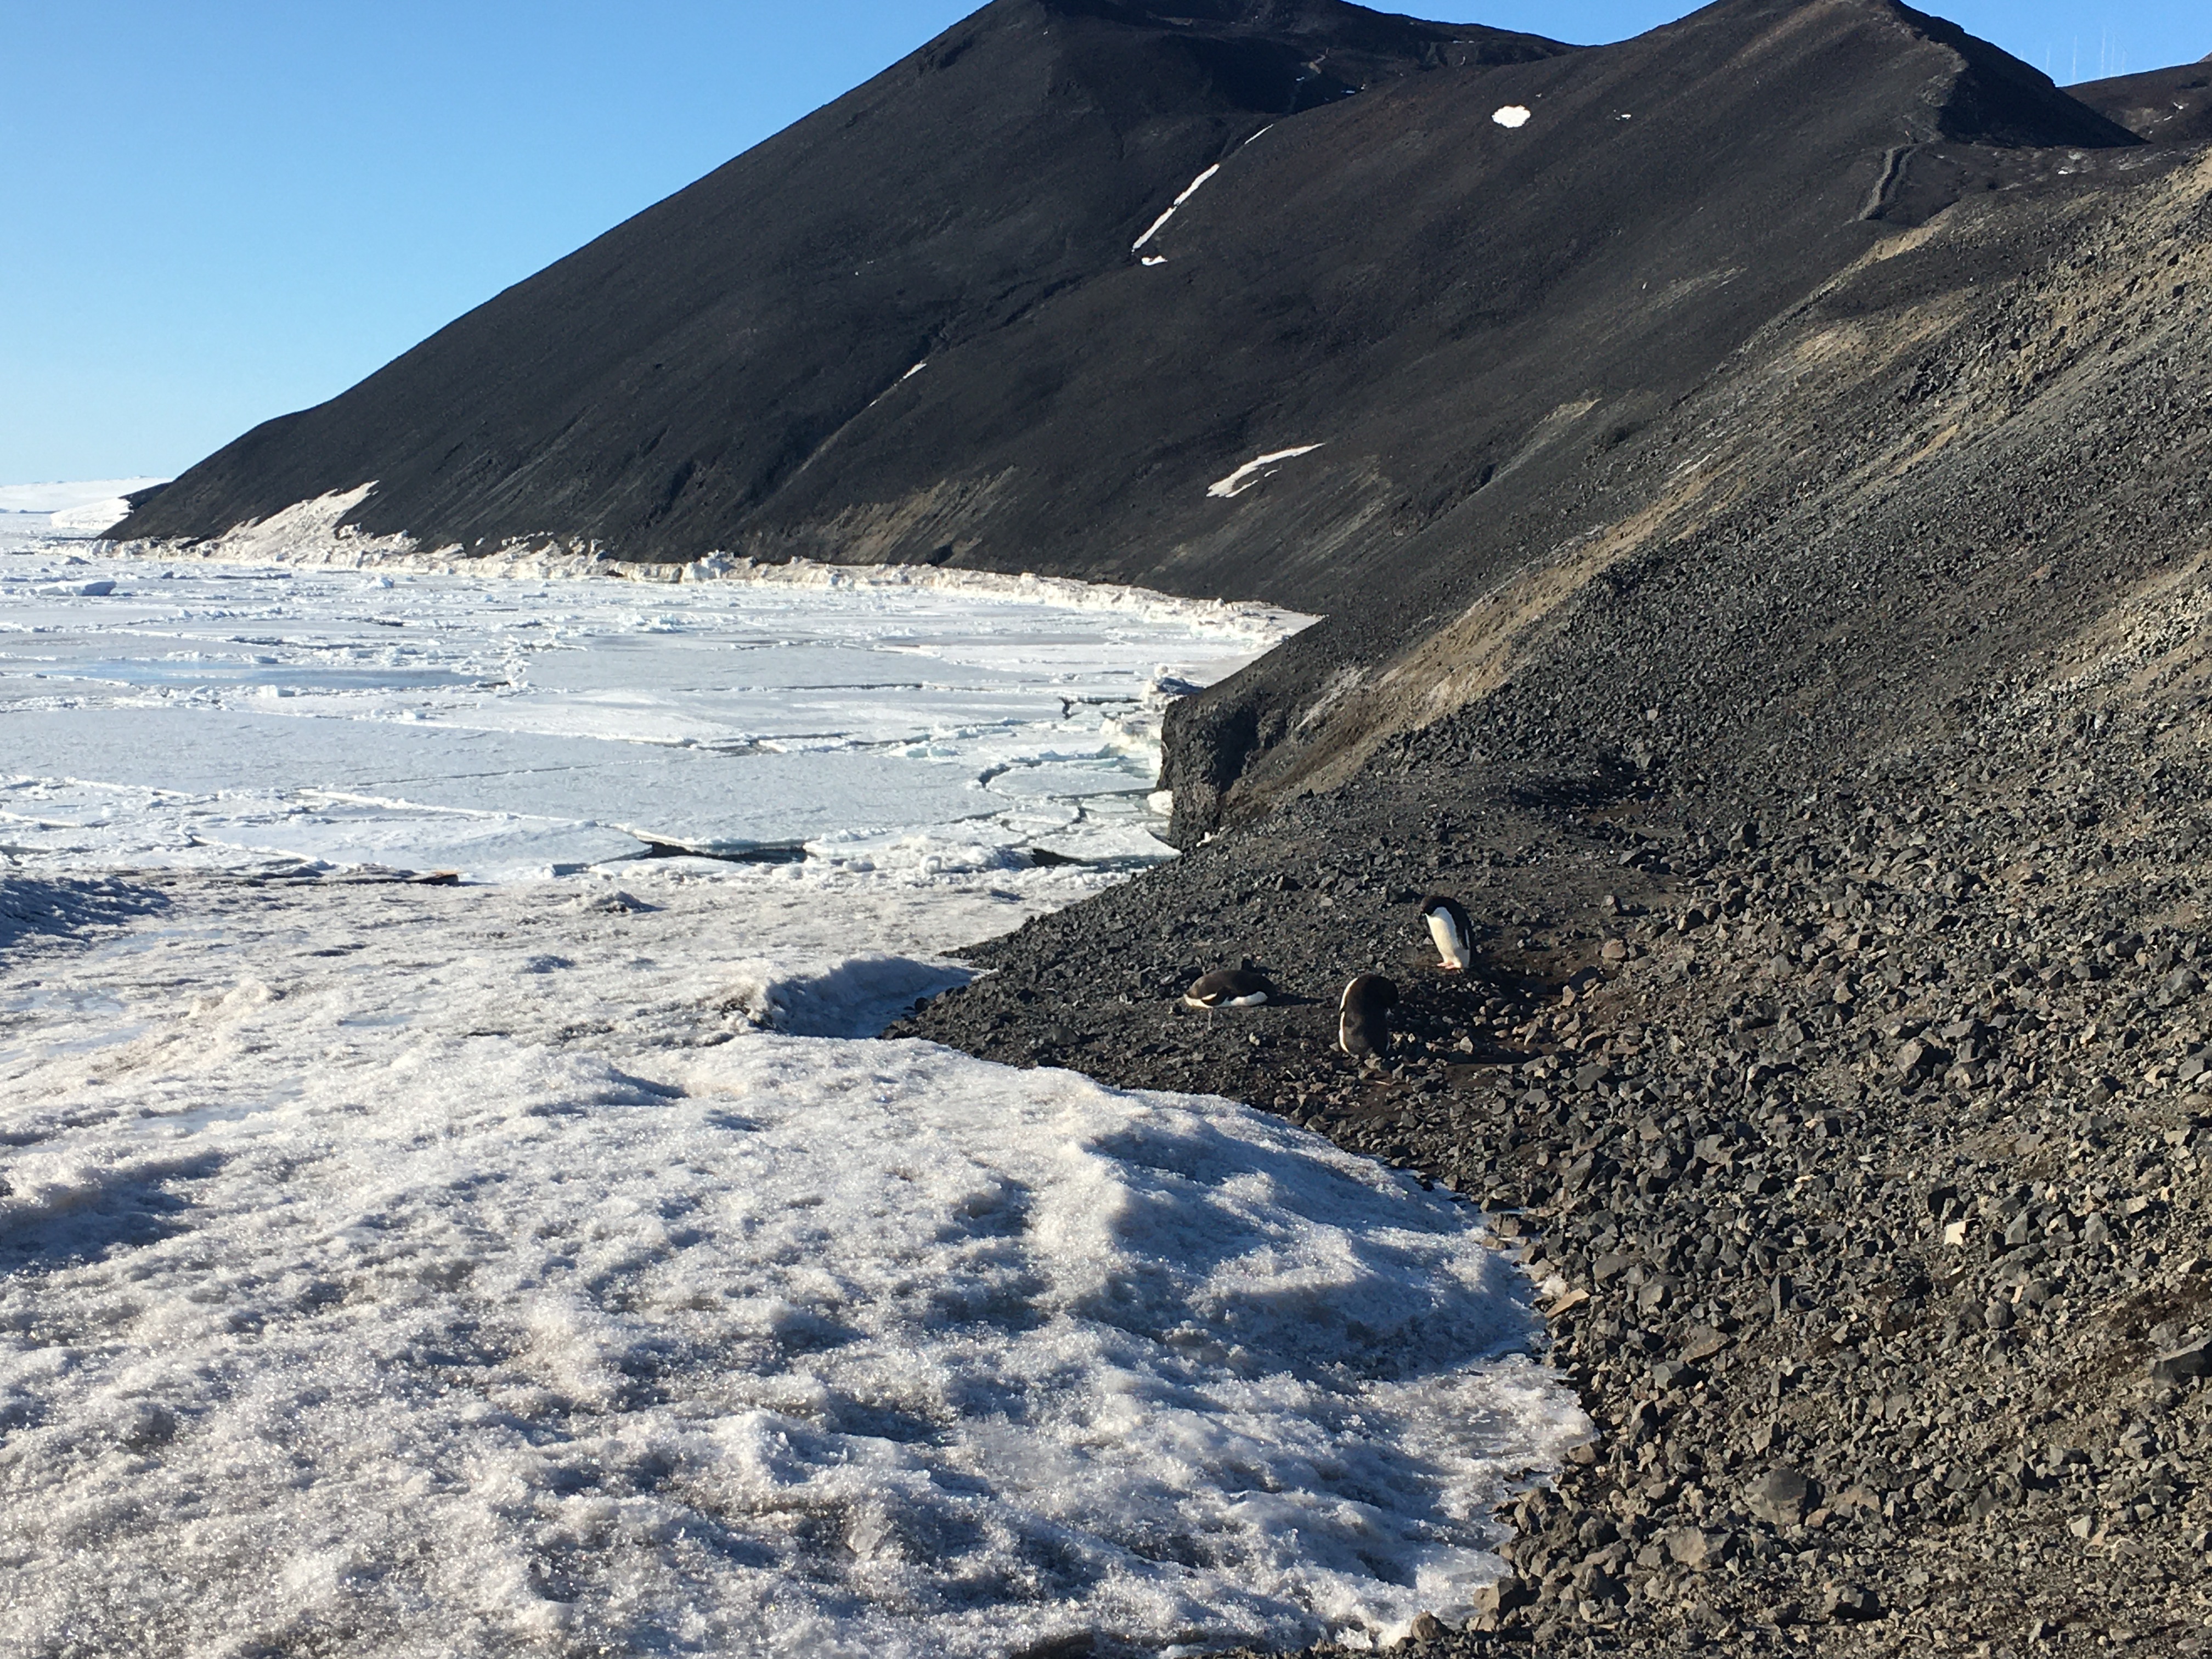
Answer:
top-left (902, 113), bottom-right (2212, 1659)
top-left (2074, 56), bottom-right (2212, 148)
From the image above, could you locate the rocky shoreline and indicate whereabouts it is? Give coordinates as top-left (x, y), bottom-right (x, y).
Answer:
top-left (900, 629), bottom-right (2212, 1655)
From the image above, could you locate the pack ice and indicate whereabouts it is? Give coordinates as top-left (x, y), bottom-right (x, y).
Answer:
top-left (0, 532), bottom-right (1584, 1656)
top-left (0, 548), bottom-right (1302, 879)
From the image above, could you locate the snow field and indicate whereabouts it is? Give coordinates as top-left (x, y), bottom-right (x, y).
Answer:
top-left (0, 872), bottom-right (1585, 1656)
top-left (0, 479), bottom-right (167, 517)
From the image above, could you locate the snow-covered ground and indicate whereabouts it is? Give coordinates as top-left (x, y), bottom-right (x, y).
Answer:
top-left (0, 478), bottom-right (168, 537)
top-left (0, 478), bottom-right (169, 516)
top-left (0, 512), bottom-right (1584, 1655)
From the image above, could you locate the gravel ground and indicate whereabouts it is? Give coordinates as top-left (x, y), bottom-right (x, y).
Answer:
top-left (902, 560), bottom-right (2212, 1655)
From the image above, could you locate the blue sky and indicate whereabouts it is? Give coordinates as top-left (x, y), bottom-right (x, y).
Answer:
top-left (2, 1), bottom-right (2204, 484)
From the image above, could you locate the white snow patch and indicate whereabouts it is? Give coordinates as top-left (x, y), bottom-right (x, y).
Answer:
top-left (1141, 255), bottom-right (1169, 267)
top-left (0, 871), bottom-right (1587, 1657)
top-left (1132, 162), bottom-right (1222, 252)
top-left (1208, 445), bottom-right (1324, 500)
top-left (0, 539), bottom-right (1581, 1654)
top-left (49, 499), bottom-right (135, 534)
top-left (1492, 106), bottom-right (1532, 129)
top-left (0, 478), bottom-right (168, 516)
top-left (100, 486), bottom-right (1317, 645)
top-left (900, 360), bottom-right (927, 381)
top-left (0, 525), bottom-right (1588, 1652)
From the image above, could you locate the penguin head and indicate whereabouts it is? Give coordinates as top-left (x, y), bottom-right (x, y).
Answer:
top-left (1341, 972), bottom-right (1398, 1009)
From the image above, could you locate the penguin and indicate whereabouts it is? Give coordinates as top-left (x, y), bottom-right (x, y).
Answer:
top-left (1338, 973), bottom-right (1398, 1058)
top-left (1419, 894), bottom-right (1474, 972)
top-left (1183, 967), bottom-right (1278, 1009)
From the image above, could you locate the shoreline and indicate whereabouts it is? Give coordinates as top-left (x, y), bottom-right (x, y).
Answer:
top-left (92, 483), bottom-right (1316, 652)
top-left (0, 858), bottom-right (1581, 1655)
top-left (1, 543), bottom-right (1561, 1652)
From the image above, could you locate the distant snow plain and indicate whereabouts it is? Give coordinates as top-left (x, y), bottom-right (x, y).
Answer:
top-left (0, 503), bottom-right (1584, 1655)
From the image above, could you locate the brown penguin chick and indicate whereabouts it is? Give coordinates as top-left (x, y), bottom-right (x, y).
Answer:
top-left (1338, 973), bottom-right (1398, 1058)
top-left (1183, 968), bottom-right (1278, 1009)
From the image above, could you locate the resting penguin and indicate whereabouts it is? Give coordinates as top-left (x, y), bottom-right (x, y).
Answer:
top-left (1183, 967), bottom-right (1278, 1009)
top-left (1419, 894), bottom-right (1474, 972)
top-left (1338, 973), bottom-right (1398, 1058)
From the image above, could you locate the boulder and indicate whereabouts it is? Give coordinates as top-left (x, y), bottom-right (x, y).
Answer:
top-left (2151, 1339), bottom-right (2211, 1386)
top-left (1746, 1466), bottom-right (1818, 1528)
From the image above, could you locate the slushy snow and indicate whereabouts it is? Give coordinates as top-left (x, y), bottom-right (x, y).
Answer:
top-left (0, 872), bottom-right (1582, 1657)
top-left (0, 513), bottom-right (1585, 1655)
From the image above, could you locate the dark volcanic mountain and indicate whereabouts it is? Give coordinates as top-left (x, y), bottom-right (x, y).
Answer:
top-left (117, 0), bottom-right (1567, 563)
top-left (122, 0), bottom-right (2130, 623)
top-left (2074, 54), bottom-right (2212, 144)
top-left (117, 0), bottom-right (2170, 834)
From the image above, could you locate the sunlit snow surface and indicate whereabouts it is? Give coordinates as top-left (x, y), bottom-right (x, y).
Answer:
top-left (0, 525), bottom-right (1586, 1655)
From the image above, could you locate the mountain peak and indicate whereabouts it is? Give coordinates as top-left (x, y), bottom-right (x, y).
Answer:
top-left (1888, 0), bottom-right (2142, 146)
top-left (115, 0), bottom-right (2152, 576)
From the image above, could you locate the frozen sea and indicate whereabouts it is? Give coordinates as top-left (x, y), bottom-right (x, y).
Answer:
top-left (0, 511), bottom-right (1584, 1657)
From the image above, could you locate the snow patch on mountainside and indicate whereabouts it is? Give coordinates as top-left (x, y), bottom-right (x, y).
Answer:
top-left (1132, 162), bottom-right (1223, 252)
top-left (1209, 445), bottom-right (1325, 499)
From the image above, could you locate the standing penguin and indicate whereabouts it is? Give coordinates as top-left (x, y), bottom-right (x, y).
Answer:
top-left (1338, 974), bottom-right (1398, 1059)
top-left (1419, 894), bottom-right (1474, 972)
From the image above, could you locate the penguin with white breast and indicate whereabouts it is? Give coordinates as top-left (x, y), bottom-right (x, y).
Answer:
top-left (1338, 973), bottom-right (1398, 1058)
top-left (1419, 894), bottom-right (1474, 972)
top-left (1183, 967), bottom-right (1278, 1009)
